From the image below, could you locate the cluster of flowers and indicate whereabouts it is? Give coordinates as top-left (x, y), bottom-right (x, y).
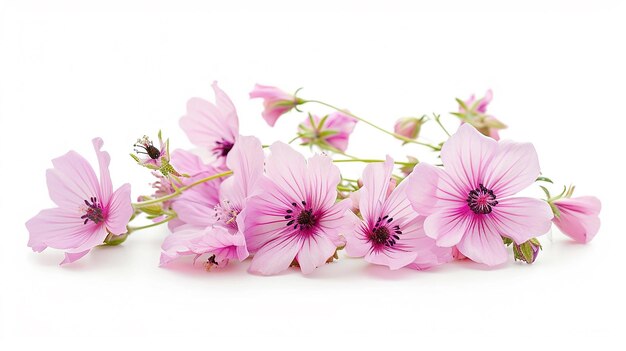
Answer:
top-left (26, 83), bottom-right (602, 274)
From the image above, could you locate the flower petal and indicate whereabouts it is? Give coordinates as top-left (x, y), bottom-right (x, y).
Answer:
top-left (248, 235), bottom-right (301, 275)
top-left (423, 207), bottom-right (472, 247)
top-left (359, 156), bottom-right (394, 223)
top-left (264, 142), bottom-right (308, 203)
top-left (306, 153), bottom-right (341, 211)
top-left (482, 140), bottom-right (541, 198)
top-left (92, 138), bottom-right (112, 201)
top-left (456, 218), bottom-right (508, 266)
top-left (553, 196), bottom-right (602, 243)
top-left (440, 123), bottom-right (497, 192)
top-left (104, 183), bottom-right (133, 235)
top-left (489, 197), bottom-right (553, 244)
top-left (296, 234), bottom-right (337, 274)
top-left (47, 151), bottom-right (100, 210)
top-left (406, 163), bottom-right (465, 217)
top-left (60, 250), bottom-right (91, 265)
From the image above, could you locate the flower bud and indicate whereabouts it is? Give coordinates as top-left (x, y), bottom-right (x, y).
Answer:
top-left (394, 117), bottom-right (424, 141)
top-left (249, 84), bottom-right (305, 127)
top-left (513, 238), bottom-right (542, 264)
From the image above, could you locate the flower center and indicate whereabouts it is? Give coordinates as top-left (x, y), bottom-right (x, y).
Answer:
top-left (284, 200), bottom-right (317, 232)
top-left (213, 139), bottom-right (234, 157)
top-left (134, 136), bottom-right (161, 159)
top-left (81, 197), bottom-right (104, 225)
top-left (467, 183), bottom-right (498, 214)
top-left (369, 215), bottom-right (402, 247)
top-left (214, 200), bottom-right (239, 230)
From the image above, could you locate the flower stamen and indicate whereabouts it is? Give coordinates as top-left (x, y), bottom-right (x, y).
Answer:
top-left (467, 183), bottom-right (498, 214)
top-left (81, 197), bottom-right (104, 225)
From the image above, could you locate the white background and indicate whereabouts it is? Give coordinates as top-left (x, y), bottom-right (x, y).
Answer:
top-left (1, 1), bottom-right (624, 349)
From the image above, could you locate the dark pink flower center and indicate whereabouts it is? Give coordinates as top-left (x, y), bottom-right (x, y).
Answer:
top-left (284, 200), bottom-right (318, 232)
top-left (81, 197), bottom-right (104, 225)
top-left (369, 215), bottom-right (402, 247)
top-left (213, 139), bottom-right (234, 157)
top-left (467, 184), bottom-right (498, 214)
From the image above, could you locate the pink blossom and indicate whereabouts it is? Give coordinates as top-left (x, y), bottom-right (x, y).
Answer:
top-left (26, 138), bottom-right (133, 264)
top-left (241, 142), bottom-right (354, 275)
top-left (249, 84), bottom-right (303, 127)
top-left (456, 89), bottom-right (507, 140)
top-left (180, 81), bottom-right (239, 162)
top-left (159, 136), bottom-right (264, 267)
top-left (344, 157), bottom-right (452, 270)
top-left (552, 196), bottom-right (601, 243)
top-left (406, 124), bottom-right (553, 266)
top-left (298, 112), bottom-right (358, 152)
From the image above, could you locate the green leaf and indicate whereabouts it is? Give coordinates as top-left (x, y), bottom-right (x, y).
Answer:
top-left (520, 242), bottom-right (534, 264)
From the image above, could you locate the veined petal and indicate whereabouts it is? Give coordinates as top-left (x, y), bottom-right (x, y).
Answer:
top-left (47, 152), bottom-right (100, 209)
top-left (264, 142), bottom-right (309, 203)
top-left (406, 163), bottom-right (465, 216)
top-left (553, 196), bottom-right (601, 243)
top-left (212, 81), bottom-right (239, 136)
top-left (104, 183), bottom-right (132, 236)
top-left (249, 235), bottom-right (301, 275)
top-left (440, 124), bottom-right (497, 192)
top-left (423, 207), bottom-right (472, 247)
top-left (26, 207), bottom-right (107, 253)
top-left (60, 250), bottom-right (91, 265)
top-left (366, 249), bottom-right (418, 270)
top-left (482, 140), bottom-right (541, 198)
top-left (172, 185), bottom-right (220, 228)
top-left (92, 138), bottom-right (112, 202)
top-left (489, 197), bottom-right (553, 244)
top-left (456, 218), bottom-right (508, 266)
top-left (306, 153), bottom-right (341, 211)
top-left (359, 156), bottom-right (394, 223)
top-left (296, 234), bottom-right (337, 274)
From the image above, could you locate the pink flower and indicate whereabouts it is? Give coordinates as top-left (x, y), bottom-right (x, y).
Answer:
top-left (26, 138), bottom-right (133, 264)
top-left (406, 124), bottom-right (553, 266)
top-left (133, 134), bottom-right (167, 168)
top-left (344, 157), bottom-right (452, 270)
top-left (180, 81), bottom-right (239, 162)
top-left (455, 89), bottom-right (507, 140)
top-left (298, 112), bottom-right (358, 152)
top-left (249, 84), bottom-right (304, 127)
top-left (241, 142), bottom-right (354, 275)
top-left (394, 117), bottom-right (424, 141)
top-left (160, 136), bottom-right (264, 267)
top-left (552, 196), bottom-right (601, 243)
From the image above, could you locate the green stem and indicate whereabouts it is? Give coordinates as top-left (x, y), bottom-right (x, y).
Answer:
top-left (287, 135), bottom-right (301, 144)
top-left (433, 114), bottom-right (451, 137)
top-left (132, 170), bottom-right (233, 209)
top-left (337, 185), bottom-right (354, 192)
top-left (303, 99), bottom-right (441, 151)
top-left (127, 214), bottom-right (177, 233)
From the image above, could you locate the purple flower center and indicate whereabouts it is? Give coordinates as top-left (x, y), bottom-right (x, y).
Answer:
top-left (213, 139), bottom-right (234, 157)
top-left (369, 215), bottom-right (402, 247)
top-left (467, 183), bottom-right (498, 214)
top-left (81, 197), bottom-right (104, 225)
top-left (284, 200), bottom-right (318, 232)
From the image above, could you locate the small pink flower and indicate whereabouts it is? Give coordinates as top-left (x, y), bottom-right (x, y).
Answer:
top-left (344, 157), bottom-right (452, 270)
top-left (298, 112), bottom-right (358, 152)
top-left (249, 84), bottom-right (304, 127)
top-left (394, 117), bottom-right (424, 141)
top-left (455, 89), bottom-right (507, 140)
top-left (160, 136), bottom-right (264, 267)
top-left (26, 138), bottom-right (133, 264)
top-left (242, 142), bottom-right (355, 275)
top-left (406, 124), bottom-right (553, 266)
top-left (180, 81), bottom-right (239, 162)
top-left (552, 196), bottom-right (601, 243)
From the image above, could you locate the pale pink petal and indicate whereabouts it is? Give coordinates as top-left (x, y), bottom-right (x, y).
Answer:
top-left (222, 135), bottom-right (265, 205)
top-left (60, 250), bottom-right (91, 265)
top-left (553, 196), bottom-right (601, 243)
top-left (26, 208), bottom-right (106, 253)
top-left (92, 138), bottom-right (112, 201)
top-left (211, 81), bottom-right (239, 134)
top-left (306, 153), bottom-right (341, 211)
top-left (482, 140), bottom-right (541, 198)
top-left (296, 234), bottom-right (337, 274)
top-left (408, 245), bottom-right (454, 270)
top-left (440, 123), bottom-right (497, 192)
top-left (160, 225), bottom-right (205, 265)
top-left (406, 163), bottom-right (466, 217)
top-left (344, 223), bottom-right (371, 258)
top-left (489, 197), bottom-right (553, 244)
top-left (172, 185), bottom-right (220, 227)
top-left (423, 207), bottom-right (472, 247)
top-left (359, 157), bottom-right (394, 222)
top-left (104, 183), bottom-right (132, 235)
top-left (46, 152), bottom-right (100, 209)
top-left (264, 142), bottom-right (308, 203)
top-left (456, 218), bottom-right (508, 266)
top-left (366, 249), bottom-right (418, 270)
top-left (248, 236), bottom-right (302, 275)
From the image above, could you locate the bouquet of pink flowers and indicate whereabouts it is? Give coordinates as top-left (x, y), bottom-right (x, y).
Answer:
top-left (25, 83), bottom-right (601, 275)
